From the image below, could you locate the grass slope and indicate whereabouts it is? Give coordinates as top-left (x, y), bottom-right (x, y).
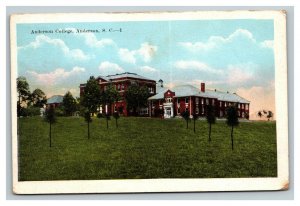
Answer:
top-left (18, 116), bottom-right (277, 181)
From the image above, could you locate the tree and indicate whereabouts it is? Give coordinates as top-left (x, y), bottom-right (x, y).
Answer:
top-left (257, 111), bottom-right (262, 119)
top-left (206, 105), bottom-right (216, 142)
top-left (62, 91), bottom-right (77, 116)
top-left (84, 111), bottom-right (92, 139)
top-left (192, 113), bottom-right (199, 133)
top-left (44, 107), bottom-right (56, 147)
top-left (81, 76), bottom-right (101, 114)
top-left (125, 84), bottom-right (150, 116)
top-left (226, 105), bottom-right (239, 150)
top-left (105, 113), bottom-right (111, 129)
top-left (113, 112), bottom-right (120, 128)
top-left (267, 110), bottom-right (273, 121)
top-left (181, 111), bottom-right (190, 129)
top-left (81, 76), bottom-right (101, 138)
top-left (29, 88), bottom-right (47, 107)
top-left (103, 84), bottom-right (120, 114)
top-left (17, 77), bottom-right (30, 117)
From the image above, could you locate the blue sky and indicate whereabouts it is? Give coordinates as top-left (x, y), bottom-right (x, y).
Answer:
top-left (16, 19), bottom-right (275, 118)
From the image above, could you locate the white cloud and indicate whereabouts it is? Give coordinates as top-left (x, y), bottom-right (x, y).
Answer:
top-left (174, 60), bottom-right (222, 74)
top-left (226, 64), bottom-right (255, 84)
top-left (98, 61), bottom-right (124, 74)
top-left (118, 48), bottom-right (136, 64)
top-left (18, 35), bottom-right (90, 61)
top-left (118, 42), bottom-right (158, 64)
top-left (27, 66), bottom-right (85, 85)
top-left (260, 40), bottom-right (274, 49)
top-left (179, 29), bottom-right (260, 52)
top-left (140, 66), bottom-right (158, 73)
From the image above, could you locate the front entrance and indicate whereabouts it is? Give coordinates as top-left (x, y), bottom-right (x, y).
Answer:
top-left (163, 103), bottom-right (174, 118)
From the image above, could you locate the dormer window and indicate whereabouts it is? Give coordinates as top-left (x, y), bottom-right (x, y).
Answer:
top-left (185, 97), bottom-right (189, 104)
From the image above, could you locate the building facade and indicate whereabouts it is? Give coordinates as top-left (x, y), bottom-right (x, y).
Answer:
top-left (80, 72), bottom-right (250, 118)
top-left (79, 72), bottom-right (156, 116)
top-left (148, 83), bottom-right (250, 119)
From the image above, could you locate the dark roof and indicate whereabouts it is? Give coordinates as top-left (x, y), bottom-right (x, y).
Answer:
top-left (98, 72), bottom-right (155, 82)
top-left (47, 95), bottom-right (64, 104)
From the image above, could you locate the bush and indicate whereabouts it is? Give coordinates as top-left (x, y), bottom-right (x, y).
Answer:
top-left (19, 106), bottom-right (41, 117)
top-left (54, 107), bottom-right (64, 116)
top-left (97, 113), bottom-right (104, 118)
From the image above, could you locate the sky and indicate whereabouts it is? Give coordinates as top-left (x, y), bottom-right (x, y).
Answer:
top-left (16, 19), bottom-right (275, 120)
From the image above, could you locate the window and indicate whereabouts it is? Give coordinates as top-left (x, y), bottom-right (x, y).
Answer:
top-left (206, 99), bottom-right (209, 105)
top-left (196, 97), bottom-right (199, 104)
top-left (166, 97), bottom-right (172, 103)
top-left (238, 104), bottom-right (240, 108)
top-left (242, 112), bottom-right (245, 118)
top-left (238, 111), bottom-right (240, 116)
top-left (242, 104), bottom-right (244, 109)
top-left (121, 84), bottom-right (125, 90)
top-left (245, 104), bottom-right (248, 110)
top-left (177, 98), bottom-right (180, 106)
top-left (196, 107), bottom-right (199, 114)
top-left (225, 102), bottom-right (227, 107)
top-left (202, 105), bottom-right (204, 114)
top-left (220, 111), bottom-right (223, 117)
top-left (201, 98), bottom-right (204, 104)
top-left (212, 99), bottom-right (215, 105)
top-left (220, 101), bottom-right (222, 107)
top-left (177, 107), bottom-right (180, 114)
top-left (185, 97), bottom-right (189, 104)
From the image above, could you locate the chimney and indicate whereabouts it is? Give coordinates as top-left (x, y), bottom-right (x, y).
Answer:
top-left (201, 83), bottom-right (205, 92)
top-left (158, 79), bottom-right (164, 88)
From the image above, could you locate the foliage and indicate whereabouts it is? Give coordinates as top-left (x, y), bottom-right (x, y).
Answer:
top-left (29, 88), bottom-right (47, 107)
top-left (81, 76), bottom-right (101, 113)
top-left (226, 105), bottom-right (239, 150)
top-left (17, 77), bottom-right (30, 117)
top-left (54, 106), bottom-right (65, 117)
top-left (257, 111), bottom-right (263, 118)
top-left (18, 117), bottom-right (277, 180)
top-left (103, 84), bottom-right (120, 106)
top-left (105, 113), bottom-right (111, 129)
top-left (192, 113), bottom-right (199, 133)
top-left (44, 107), bottom-right (56, 124)
top-left (226, 106), bottom-right (239, 127)
top-left (84, 111), bottom-right (92, 123)
top-left (19, 106), bottom-right (41, 117)
top-left (267, 111), bottom-right (273, 121)
top-left (181, 111), bottom-right (190, 129)
top-left (113, 112), bottom-right (120, 128)
top-left (62, 91), bottom-right (77, 116)
top-left (125, 84), bottom-right (150, 115)
top-left (97, 113), bottom-right (104, 118)
top-left (44, 107), bottom-right (56, 147)
top-left (206, 105), bottom-right (216, 142)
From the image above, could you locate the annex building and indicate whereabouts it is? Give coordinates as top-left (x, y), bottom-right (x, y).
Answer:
top-left (79, 72), bottom-right (250, 119)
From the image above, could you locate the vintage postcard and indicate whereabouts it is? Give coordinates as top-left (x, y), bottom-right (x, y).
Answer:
top-left (10, 10), bottom-right (288, 194)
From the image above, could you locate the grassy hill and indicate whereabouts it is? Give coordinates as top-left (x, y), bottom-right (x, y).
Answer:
top-left (18, 116), bottom-right (277, 181)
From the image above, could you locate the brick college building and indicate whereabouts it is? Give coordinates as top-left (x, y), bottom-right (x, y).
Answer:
top-left (79, 72), bottom-right (250, 119)
top-left (80, 72), bottom-right (156, 116)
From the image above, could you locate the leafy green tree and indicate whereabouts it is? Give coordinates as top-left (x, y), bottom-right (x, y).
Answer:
top-left (226, 105), bottom-right (239, 150)
top-left (81, 76), bottom-right (101, 138)
top-left (113, 112), bottom-right (120, 128)
top-left (125, 84), bottom-right (150, 116)
top-left (206, 105), bottom-right (216, 142)
top-left (103, 84), bottom-right (120, 114)
top-left (181, 111), bottom-right (190, 129)
top-left (44, 107), bottom-right (56, 147)
top-left (29, 88), bottom-right (47, 107)
top-left (84, 111), bottom-right (92, 139)
top-left (81, 76), bottom-right (101, 114)
top-left (17, 77), bottom-right (30, 117)
top-left (192, 113), bottom-right (199, 133)
top-left (62, 91), bottom-right (77, 116)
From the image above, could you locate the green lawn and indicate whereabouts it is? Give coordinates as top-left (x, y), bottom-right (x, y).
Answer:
top-left (18, 116), bottom-right (277, 181)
